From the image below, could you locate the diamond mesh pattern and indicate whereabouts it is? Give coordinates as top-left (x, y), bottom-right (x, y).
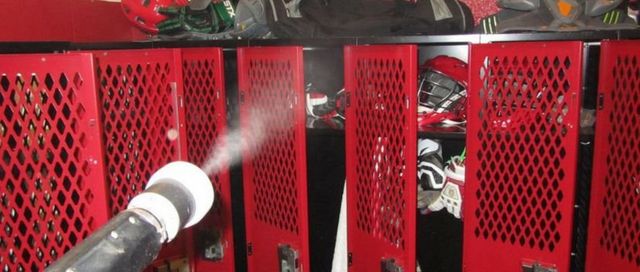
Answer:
top-left (353, 58), bottom-right (410, 249)
top-left (597, 53), bottom-right (640, 268)
top-left (474, 55), bottom-right (573, 252)
top-left (239, 47), bottom-right (309, 272)
top-left (247, 58), bottom-right (300, 234)
top-left (0, 54), bottom-right (108, 272)
top-left (344, 45), bottom-right (417, 272)
top-left (182, 48), bottom-right (234, 270)
top-left (183, 53), bottom-right (224, 211)
top-left (467, 42), bottom-right (582, 272)
top-left (95, 51), bottom-right (179, 214)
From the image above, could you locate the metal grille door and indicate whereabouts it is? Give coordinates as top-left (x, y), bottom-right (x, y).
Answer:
top-left (466, 42), bottom-right (583, 272)
top-left (93, 49), bottom-right (184, 214)
top-left (344, 45), bottom-right (418, 272)
top-left (0, 54), bottom-right (109, 271)
top-left (181, 48), bottom-right (235, 271)
top-left (586, 40), bottom-right (640, 272)
top-left (93, 49), bottom-right (189, 261)
top-left (238, 47), bottom-right (310, 272)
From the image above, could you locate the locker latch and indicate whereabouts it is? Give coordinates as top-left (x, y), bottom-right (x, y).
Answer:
top-left (381, 258), bottom-right (403, 272)
top-left (200, 228), bottom-right (224, 261)
top-left (522, 261), bottom-right (557, 272)
top-left (278, 244), bottom-right (300, 272)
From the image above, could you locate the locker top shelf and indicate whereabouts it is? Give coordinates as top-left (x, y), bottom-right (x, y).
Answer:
top-left (1, 30), bottom-right (638, 53)
top-left (307, 126), bottom-right (594, 141)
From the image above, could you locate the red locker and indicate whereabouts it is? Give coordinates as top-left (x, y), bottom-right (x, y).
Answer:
top-left (344, 45), bottom-right (418, 272)
top-left (0, 54), bottom-right (110, 271)
top-left (466, 41), bottom-right (583, 272)
top-left (585, 40), bottom-right (640, 272)
top-left (91, 49), bottom-right (192, 265)
top-left (181, 48), bottom-right (235, 271)
top-left (237, 46), bottom-right (310, 271)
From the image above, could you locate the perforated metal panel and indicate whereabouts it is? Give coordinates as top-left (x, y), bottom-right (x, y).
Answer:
top-left (94, 49), bottom-right (184, 214)
top-left (181, 48), bottom-right (235, 271)
top-left (466, 42), bottom-right (583, 272)
top-left (93, 49), bottom-right (189, 262)
top-left (238, 47), bottom-right (310, 272)
top-left (586, 40), bottom-right (640, 272)
top-left (344, 45), bottom-right (418, 272)
top-left (0, 54), bottom-right (109, 272)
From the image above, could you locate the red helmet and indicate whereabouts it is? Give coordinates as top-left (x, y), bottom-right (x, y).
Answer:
top-left (121, 0), bottom-right (190, 33)
top-left (417, 56), bottom-right (468, 127)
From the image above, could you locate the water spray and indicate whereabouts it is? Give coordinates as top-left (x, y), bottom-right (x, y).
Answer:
top-left (200, 108), bottom-right (269, 176)
top-left (46, 108), bottom-right (274, 272)
top-left (45, 162), bottom-right (214, 272)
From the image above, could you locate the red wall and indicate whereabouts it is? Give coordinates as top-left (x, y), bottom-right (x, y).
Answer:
top-left (0, 0), bottom-right (147, 42)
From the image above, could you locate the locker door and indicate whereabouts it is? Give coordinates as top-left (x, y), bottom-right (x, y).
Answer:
top-left (238, 47), bottom-right (310, 272)
top-left (0, 53), bottom-right (109, 271)
top-left (92, 49), bottom-right (190, 263)
top-left (466, 41), bottom-right (583, 272)
top-left (585, 40), bottom-right (640, 272)
top-left (344, 45), bottom-right (418, 272)
top-left (181, 48), bottom-right (235, 271)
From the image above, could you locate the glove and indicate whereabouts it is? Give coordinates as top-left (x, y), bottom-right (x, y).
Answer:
top-left (305, 85), bottom-right (345, 120)
top-left (427, 154), bottom-right (465, 219)
top-left (418, 186), bottom-right (441, 213)
top-left (417, 139), bottom-right (445, 190)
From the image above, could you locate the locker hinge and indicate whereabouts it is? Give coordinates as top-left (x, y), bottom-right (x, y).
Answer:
top-left (405, 95), bottom-right (410, 110)
top-left (381, 258), bottom-right (403, 272)
top-left (598, 93), bottom-right (605, 110)
top-left (278, 244), bottom-right (300, 272)
top-left (239, 91), bottom-right (246, 105)
top-left (345, 91), bottom-right (351, 108)
top-left (522, 261), bottom-right (557, 272)
top-left (348, 252), bottom-right (353, 266)
top-left (247, 242), bottom-right (253, 256)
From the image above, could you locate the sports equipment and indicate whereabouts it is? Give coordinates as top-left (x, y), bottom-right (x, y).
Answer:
top-left (417, 139), bottom-right (446, 190)
top-left (478, 0), bottom-right (638, 33)
top-left (428, 149), bottom-right (466, 219)
top-left (305, 86), bottom-right (346, 120)
top-left (417, 56), bottom-right (468, 127)
top-left (417, 139), bottom-right (445, 214)
top-left (121, 0), bottom-right (190, 34)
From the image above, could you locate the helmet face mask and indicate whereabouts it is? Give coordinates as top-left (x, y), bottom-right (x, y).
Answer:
top-left (418, 69), bottom-right (466, 114)
top-left (417, 56), bottom-right (469, 126)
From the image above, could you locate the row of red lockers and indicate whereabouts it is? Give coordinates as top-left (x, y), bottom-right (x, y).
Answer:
top-left (0, 40), bottom-right (638, 272)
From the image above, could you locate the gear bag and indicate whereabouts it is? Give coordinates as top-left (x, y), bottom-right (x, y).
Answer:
top-left (265, 0), bottom-right (474, 38)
